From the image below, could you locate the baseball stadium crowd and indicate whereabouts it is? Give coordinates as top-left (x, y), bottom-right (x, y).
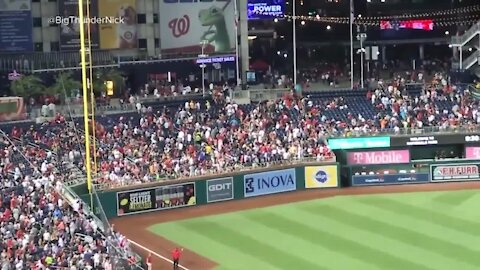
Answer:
top-left (0, 69), bottom-right (478, 269)
top-left (0, 134), bottom-right (140, 269)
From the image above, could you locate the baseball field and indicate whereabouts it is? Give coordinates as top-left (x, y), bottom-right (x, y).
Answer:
top-left (113, 182), bottom-right (480, 270)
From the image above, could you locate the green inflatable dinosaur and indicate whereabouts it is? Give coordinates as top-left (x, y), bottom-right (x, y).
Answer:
top-left (198, 6), bottom-right (231, 52)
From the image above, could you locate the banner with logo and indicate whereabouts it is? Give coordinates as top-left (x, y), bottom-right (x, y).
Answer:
top-left (0, 0), bottom-right (33, 52)
top-left (98, 0), bottom-right (137, 49)
top-left (244, 169), bottom-right (296, 198)
top-left (352, 173), bottom-right (429, 186)
top-left (116, 182), bottom-right (196, 216)
top-left (327, 136), bottom-right (391, 150)
top-left (430, 163), bottom-right (480, 182)
top-left (206, 177), bottom-right (234, 203)
top-left (346, 150), bottom-right (410, 165)
top-left (304, 165), bottom-right (338, 189)
top-left (159, 0), bottom-right (235, 53)
top-left (117, 188), bottom-right (155, 216)
top-left (58, 0), bottom-right (99, 50)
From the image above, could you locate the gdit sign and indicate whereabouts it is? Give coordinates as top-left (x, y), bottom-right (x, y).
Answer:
top-left (206, 178), bottom-right (234, 203)
top-left (208, 182), bottom-right (232, 192)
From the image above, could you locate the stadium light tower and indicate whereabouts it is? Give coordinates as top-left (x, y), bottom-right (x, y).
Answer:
top-left (293, 0), bottom-right (298, 86)
top-left (349, 0), bottom-right (354, 89)
top-left (199, 40), bottom-right (208, 96)
top-left (77, 0), bottom-right (94, 195)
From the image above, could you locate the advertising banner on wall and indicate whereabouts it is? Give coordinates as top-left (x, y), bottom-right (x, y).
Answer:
top-left (0, 0), bottom-right (33, 52)
top-left (244, 169), bottom-right (296, 197)
top-left (304, 165), bottom-right (338, 189)
top-left (327, 136), bottom-right (391, 150)
top-left (117, 188), bottom-right (155, 215)
top-left (159, 0), bottom-right (235, 54)
top-left (465, 147), bottom-right (480, 159)
top-left (117, 182), bottom-right (196, 216)
top-left (247, 0), bottom-right (284, 20)
top-left (206, 177), bottom-right (234, 203)
top-left (346, 150), bottom-right (410, 165)
top-left (430, 163), bottom-right (480, 182)
top-left (352, 173), bottom-right (430, 186)
top-left (98, 0), bottom-right (137, 49)
top-left (58, 0), bottom-right (99, 50)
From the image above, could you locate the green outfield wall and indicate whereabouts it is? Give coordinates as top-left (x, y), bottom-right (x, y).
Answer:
top-left (79, 157), bottom-right (480, 219)
top-left (80, 162), bottom-right (339, 219)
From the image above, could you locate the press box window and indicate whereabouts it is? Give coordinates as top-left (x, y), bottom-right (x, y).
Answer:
top-left (138, 39), bottom-right (147, 49)
top-left (137, 14), bottom-right (146, 24)
top-left (33, 17), bottom-right (42, 27)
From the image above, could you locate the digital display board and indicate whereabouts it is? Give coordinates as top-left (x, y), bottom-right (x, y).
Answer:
top-left (390, 134), bottom-right (480, 147)
top-left (380, 20), bottom-right (434, 31)
top-left (247, 0), bottom-right (284, 20)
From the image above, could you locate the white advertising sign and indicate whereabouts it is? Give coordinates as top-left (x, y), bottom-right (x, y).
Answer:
top-left (159, 0), bottom-right (235, 53)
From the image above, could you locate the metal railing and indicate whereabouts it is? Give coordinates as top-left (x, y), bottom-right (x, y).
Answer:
top-left (462, 50), bottom-right (480, 70)
top-left (330, 125), bottom-right (480, 138)
top-left (94, 156), bottom-right (336, 191)
top-left (59, 184), bottom-right (146, 269)
top-left (0, 49), bottom-right (235, 72)
top-left (451, 20), bottom-right (480, 46)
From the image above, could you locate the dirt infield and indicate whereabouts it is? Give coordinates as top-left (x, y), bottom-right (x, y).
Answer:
top-left (111, 181), bottom-right (480, 270)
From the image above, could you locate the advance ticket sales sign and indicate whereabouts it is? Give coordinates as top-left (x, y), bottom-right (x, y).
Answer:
top-left (430, 163), bottom-right (480, 182)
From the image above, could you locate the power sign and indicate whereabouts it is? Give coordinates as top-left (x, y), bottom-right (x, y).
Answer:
top-left (206, 178), bottom-right (234, 203)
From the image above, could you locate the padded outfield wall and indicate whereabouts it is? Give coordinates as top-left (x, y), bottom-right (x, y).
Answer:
top-left (81, 163), bottom-right (340, 219)
top-left (78, 158), bottom-right (480, 219)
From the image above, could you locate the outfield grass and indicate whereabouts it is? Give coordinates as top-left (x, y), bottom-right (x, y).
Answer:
top-left (149, 190), bottom-right (480, 270)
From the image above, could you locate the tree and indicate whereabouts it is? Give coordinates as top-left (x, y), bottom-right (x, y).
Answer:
top-left (10, 75), bottom-right (45, 98)
top-left (46, 72), bottom-right (82, 101)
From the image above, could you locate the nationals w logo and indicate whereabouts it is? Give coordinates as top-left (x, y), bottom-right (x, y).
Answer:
top-left (168, 15), bottom-right (190, 37)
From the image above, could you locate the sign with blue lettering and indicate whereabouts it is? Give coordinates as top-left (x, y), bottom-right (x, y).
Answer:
top-left (0, 0), bottom-right (33, 52)
top-left (351, 173), bottom-right (430, 186)
top-left (244, 168), bottom-right (296, 197)
top-left (247, 0), bottom-right (284, 20)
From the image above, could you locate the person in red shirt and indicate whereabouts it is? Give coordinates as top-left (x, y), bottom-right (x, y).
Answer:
top-left (146, 252), bottom-right (152, 270)
top-left (172, 247), bottom-right (183, 270)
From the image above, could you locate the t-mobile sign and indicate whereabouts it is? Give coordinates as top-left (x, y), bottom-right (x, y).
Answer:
top-left (347, 150), bottom-right (410, 165)
top-left (465, 147), bottom-right (480, 159)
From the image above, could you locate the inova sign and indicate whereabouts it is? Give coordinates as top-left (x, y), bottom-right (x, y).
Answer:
top-left (206, 178), bottom-right (234, 203)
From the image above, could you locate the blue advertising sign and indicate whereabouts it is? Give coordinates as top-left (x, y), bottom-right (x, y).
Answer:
top-left (196, 55), bottom-right (235, 64)
top-left (244, 168), bottom-right (296, 197)
top-left (247, 0), bottom-right (284, 20)
top-left (0, 0), bottom-right (33, 52)
top-left (352, 173), bottom-right (430, 186)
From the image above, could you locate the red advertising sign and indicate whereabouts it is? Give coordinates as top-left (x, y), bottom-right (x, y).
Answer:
top-left (347, 150), bottom-right (410, 165)
top-left (431, 164), bottom-right (480, 182)
top-left (380, 20), bottom-right (434, 31)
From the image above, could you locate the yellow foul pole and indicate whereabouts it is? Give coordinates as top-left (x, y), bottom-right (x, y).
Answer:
top-left (78, 0), bottom-right (94, 194)
top-left (85, 0), bottom-right (98, 177)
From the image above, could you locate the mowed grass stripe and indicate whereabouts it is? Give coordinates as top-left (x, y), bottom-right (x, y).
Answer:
top-left (238, 212), bottom-right (380, 270)
top-left (345, 199), bottom-right (480, 269)
top-left (282, 204), bottom-right (471, 270)
top-left (357, 196), bottom-right (480, 238)
top-left (181, 219), bottom-right (322, 270)
top-left (149, 223), bottom-right (273, 270)
top-left (302, 204), bottom-right (480, 267)
top-left (220, 214), bottom-right (333, 270)
top-left (431, 190), bottom-right (479, 206)
top-left (242, 210), bottom-right (431, 270)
